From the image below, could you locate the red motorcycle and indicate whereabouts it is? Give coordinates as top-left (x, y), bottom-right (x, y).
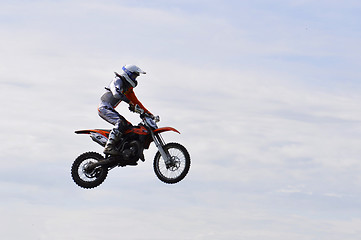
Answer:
top-left (71, 106), bottom-right (191, 189)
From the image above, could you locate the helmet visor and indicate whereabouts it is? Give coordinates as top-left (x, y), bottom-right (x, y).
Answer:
top-left (130, 72), bottom-right (140, 81)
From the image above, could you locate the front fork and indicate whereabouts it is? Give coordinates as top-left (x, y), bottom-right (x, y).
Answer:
top-left (151, 132), bottom-right (171, 164)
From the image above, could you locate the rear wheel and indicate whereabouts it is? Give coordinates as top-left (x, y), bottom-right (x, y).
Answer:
top-left (153, 143), bottom-right (191, 184)
top-left (71, 152), bottom-right (108, 189)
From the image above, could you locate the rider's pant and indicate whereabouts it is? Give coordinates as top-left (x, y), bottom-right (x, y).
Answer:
top-left (98, 106), bottom-right (131, 132)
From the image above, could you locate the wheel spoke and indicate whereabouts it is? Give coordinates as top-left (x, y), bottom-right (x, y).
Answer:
top-left (71, 152), bottom-right (108, 189)
top-left (156, 145), bottom-right (188, 181)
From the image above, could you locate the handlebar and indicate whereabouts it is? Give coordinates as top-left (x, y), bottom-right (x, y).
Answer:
top-left (130, 104), bottom-right (160, 123)
top-left (134, 104), bottom-right (144, 114)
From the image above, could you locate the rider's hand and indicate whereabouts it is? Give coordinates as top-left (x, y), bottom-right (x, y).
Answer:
top-left (128, 102), bottom-right (135, 112)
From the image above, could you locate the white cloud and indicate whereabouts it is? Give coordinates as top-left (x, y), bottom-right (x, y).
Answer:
top-left (1, 0), bottom-right (361, 239)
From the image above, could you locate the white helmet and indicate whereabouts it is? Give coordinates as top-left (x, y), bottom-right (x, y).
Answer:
top-left (120, 64), bottom-right (146, 87)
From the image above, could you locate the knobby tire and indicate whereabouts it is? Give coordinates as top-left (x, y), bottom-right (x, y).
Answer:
top-left (153, 142), bottom-right (191, 184)
top-left (71, 152), bottom-right (108, 189)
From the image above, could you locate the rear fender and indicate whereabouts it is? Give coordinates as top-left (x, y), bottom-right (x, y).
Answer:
top-left (75, 129), bottom-right (110, 138)
top-left (75, 129), bottom-right (110, 147)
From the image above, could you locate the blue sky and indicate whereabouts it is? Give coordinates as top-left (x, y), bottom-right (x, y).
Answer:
top-left (1, 0), bottom-right (361, 239)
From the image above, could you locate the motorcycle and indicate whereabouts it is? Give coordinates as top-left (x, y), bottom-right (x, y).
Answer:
top-left (71, 105), bottom-right (191, 189)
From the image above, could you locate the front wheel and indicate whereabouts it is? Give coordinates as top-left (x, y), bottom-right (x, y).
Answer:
top-left (71, 152), bottom-right (108, 189)
top-left (153, 143), bottom-right (191, 184)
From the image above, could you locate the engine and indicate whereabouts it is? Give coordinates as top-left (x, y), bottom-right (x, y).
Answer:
top-left (121, 140), bottom-right (141, 161)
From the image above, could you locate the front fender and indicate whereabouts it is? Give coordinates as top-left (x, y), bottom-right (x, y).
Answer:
top-left (153, 127), bottom-right (180, 134)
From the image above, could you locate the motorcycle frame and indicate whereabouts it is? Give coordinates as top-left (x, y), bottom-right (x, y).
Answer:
top-left (75, 115), bottom-right (180, 164)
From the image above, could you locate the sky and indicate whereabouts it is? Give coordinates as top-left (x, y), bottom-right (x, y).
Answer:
top-left (1, 0), bottom-right (361, 239)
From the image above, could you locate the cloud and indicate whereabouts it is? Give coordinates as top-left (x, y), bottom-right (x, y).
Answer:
top-left (1, 1), bottom-right (361, 239)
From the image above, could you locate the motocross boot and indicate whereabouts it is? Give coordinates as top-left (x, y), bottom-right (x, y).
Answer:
top-left (104, 128), bottom-right (122, 155)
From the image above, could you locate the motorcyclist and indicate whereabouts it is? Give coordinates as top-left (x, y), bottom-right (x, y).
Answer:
top-left (98, 64), bottom-right (152, 155)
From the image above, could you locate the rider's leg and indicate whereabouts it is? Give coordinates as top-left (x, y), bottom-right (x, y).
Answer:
top-left (98, 106), bottom-right (130, 155)
top-left (103, 118), bottom-right (131, 155)
top-left (104, 128), bottom-right (121, 155)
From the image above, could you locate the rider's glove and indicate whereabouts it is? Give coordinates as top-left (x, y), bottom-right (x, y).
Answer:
top-left (128, 103), bottom-right (135, 112)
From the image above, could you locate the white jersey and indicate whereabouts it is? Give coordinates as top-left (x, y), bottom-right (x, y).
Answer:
top-left (99, 76), bottom-right (131, 108)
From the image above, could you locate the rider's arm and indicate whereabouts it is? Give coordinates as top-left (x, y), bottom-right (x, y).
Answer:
top-left (125, 88), bottom-right (152, 115)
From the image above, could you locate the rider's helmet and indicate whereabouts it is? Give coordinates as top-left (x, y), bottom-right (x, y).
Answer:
top-left (120, 64), bottom-right (146, 88)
